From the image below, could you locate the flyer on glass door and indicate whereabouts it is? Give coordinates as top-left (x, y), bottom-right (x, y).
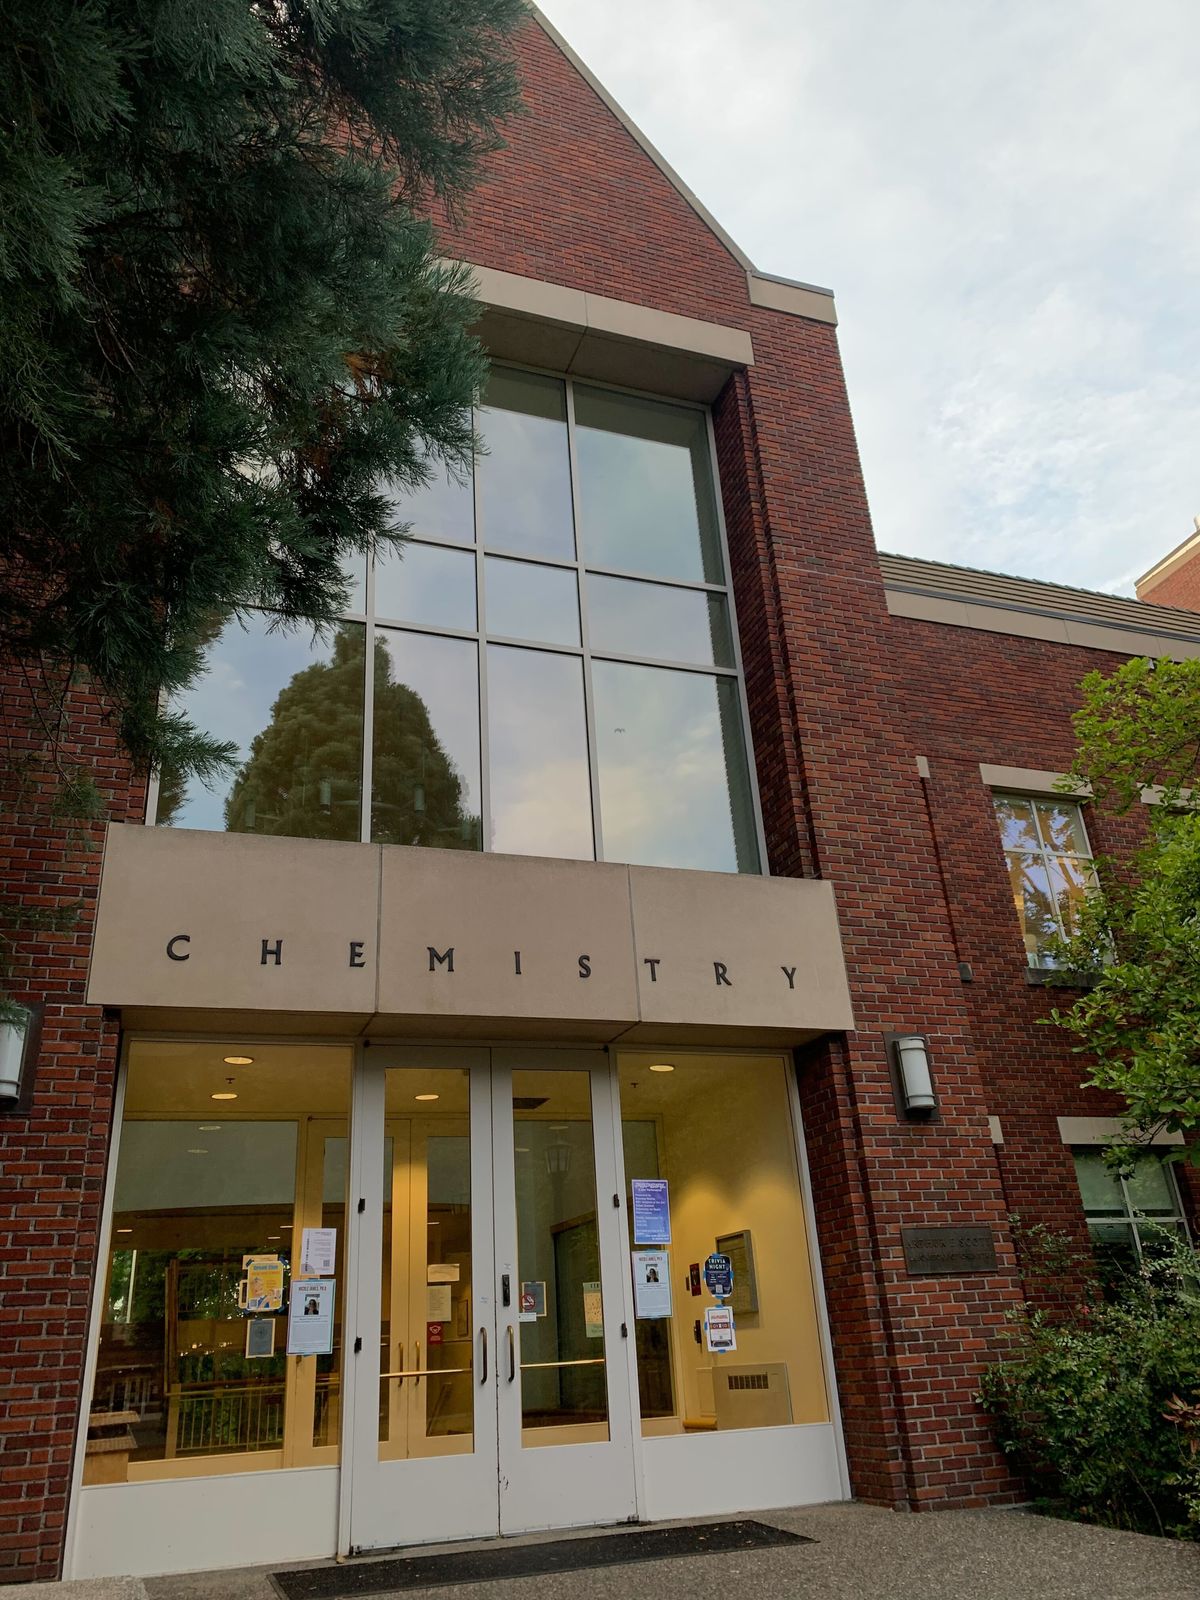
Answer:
top-left (287, 1278), bottom-right (335, 1356)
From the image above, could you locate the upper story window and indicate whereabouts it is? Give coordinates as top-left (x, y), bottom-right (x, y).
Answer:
top-left (992, 793), bottom-right (1096, 967)
top-left (156, 369), bottom-right (763, 875)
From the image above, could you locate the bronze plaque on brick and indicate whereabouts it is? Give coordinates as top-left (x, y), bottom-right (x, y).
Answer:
top-left (902, 1226), bottom-right (997, 1276)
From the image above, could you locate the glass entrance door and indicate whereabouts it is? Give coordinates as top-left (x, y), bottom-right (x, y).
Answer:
top-left (490, 1051), bottom-right (637, 1532)
top-left (346, 1048), bottom-right (636, 1554)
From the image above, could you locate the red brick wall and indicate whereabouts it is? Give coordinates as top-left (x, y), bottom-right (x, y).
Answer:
top-left (713, 315), bottom-right (1025, 1509)
top-left (884, 614), bottom-right (1200, 1252)
top-left (434, 21), bottom-right (751, 326)
top-left (1138, 550), bottom-right (1200, 613)
top-left (0, 667), bottom-right (146, 1580)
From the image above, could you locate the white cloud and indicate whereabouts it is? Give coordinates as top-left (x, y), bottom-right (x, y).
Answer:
top-left (537, 0), bottom-right (1200, 593)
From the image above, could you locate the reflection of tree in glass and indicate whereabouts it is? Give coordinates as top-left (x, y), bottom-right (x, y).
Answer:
top-left (371, 639), bottom-right (480, 850)
top-left (223, 625), bottom-right (366, 840)
top-left (214, 624), bottom-right (479, 848)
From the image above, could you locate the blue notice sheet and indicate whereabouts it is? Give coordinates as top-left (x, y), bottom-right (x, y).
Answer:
top-left (631, 1178), bottom-right (671, 1245)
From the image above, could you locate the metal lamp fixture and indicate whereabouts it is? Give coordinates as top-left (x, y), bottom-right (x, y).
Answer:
top-left (891, 1033), bottom-right (937, 1118)
top-left (0, 1004), bottom-right (41, 1113)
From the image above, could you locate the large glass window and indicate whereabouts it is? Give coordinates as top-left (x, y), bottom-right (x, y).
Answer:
top-left (85, 1041), bottom-right (352, 1483)
top-left (993, 794), bottom-right (1096, 967)
top-left (617, 1051), bottom-right (829, 1436)
top-left (155, 371), bottom-right (762, 874)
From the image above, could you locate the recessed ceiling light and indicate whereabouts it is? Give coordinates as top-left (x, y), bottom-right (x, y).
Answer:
top-left (224, 1055), bottom-right (254, 1066)
top-left (649, 1063), bottom-right (675, 1073)
top-left (267, 1235), bottom-right (280, 1241)
top-left (515, 1146), bottom-right (530, 1154)
top-left (198, 1124), bottom-right (221, 1131)
top-left (415, 1093), bottom-right (439, 1102)
top-left (550, 1124), bottom-right (568, 1132)
top-left (187, 1147), bottom-right (208, 1155)
top-left (211, 1091), bottom-right (238, 1101)
top-left (116, 1227), bottom-right (133, 1234)
top-left (280, 1224), bottom-right (292, 1230)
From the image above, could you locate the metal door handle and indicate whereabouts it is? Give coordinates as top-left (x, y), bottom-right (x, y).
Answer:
top-left (507, 1324), bottom-right (515, 1383)
top-left (414, 1341), bottom-right (422, 1384)
top-left (480, 1326), bottom-right (488, 1385)
top-left (396, 1340), bottom-right (403, 1387)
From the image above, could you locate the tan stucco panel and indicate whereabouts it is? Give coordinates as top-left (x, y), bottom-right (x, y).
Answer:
top-left (87, 826), bottom-right (379, 1013)
top-left (376, 847), bottom-right (638, 1025)
top-left (628, 868), bottom-right (854, 1034)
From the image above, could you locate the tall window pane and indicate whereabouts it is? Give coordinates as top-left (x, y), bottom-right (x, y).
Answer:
top-left (477, 370), bottom-right (574, 561)
top-left (574, 387), bottom-right (723, 584)
top-left (587, 574), bottom-right (733, 667)
top-left (372, 629), bottom-right (481, 849)
top-left (593, 662), bottom-right (758, 873)
top-left (160, 616), bottom-right (364, 842)
top-left (487, 645), bottom-right (593, 859)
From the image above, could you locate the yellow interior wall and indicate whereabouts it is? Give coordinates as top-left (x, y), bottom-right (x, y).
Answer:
top-left (618, 1052), bottom-right (829, 1428)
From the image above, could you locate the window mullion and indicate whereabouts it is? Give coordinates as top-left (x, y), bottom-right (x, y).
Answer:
top-left (566, 377), bottom-right (604, 863)
top-left (360, 554), bottom-right (376, 845)
top-left (472, 405), bottom-right (491, 856)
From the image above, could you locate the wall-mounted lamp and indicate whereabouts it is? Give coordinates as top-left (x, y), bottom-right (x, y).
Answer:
top-left (886, 1032), bottom-right (939, 1121)
top-left (0, 1004), bottom-right (42, 1114)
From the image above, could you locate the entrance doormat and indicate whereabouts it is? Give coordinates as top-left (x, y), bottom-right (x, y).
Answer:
top-left (272, 1520), bottom-right (813, 1597)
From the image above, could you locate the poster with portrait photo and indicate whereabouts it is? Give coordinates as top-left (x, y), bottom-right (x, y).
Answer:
top-left (632, 1250), bottom-right (671, 1319)
top-left (286, 1277), bottom-right (335, 1356)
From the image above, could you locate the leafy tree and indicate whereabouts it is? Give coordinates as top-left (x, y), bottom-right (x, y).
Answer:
top-left (0, 0), bottom-right (524, 791)
top-left (1049, 658), bottom-right (1200, 1155)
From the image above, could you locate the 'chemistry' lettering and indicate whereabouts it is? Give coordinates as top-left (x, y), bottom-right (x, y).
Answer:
top-left (160, 936), bottom-right (804, 994)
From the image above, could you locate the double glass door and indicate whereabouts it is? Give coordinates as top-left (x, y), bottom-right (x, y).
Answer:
top-left (347, 1048), bottom-right (637, 1552)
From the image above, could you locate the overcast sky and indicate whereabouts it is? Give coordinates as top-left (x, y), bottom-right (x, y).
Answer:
top-left (537, 1), bottom-right (1200, 595)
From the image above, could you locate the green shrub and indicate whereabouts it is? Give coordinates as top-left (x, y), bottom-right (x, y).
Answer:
top-left (980, 1227), bottom-right (1200, 1538)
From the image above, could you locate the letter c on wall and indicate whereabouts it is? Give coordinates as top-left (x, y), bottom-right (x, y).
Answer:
top-left (166, 934), bottom-right (191, 962)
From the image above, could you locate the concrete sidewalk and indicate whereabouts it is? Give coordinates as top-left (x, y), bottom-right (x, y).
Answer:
top-left (11, 1505), bottom-right (1200, 1600)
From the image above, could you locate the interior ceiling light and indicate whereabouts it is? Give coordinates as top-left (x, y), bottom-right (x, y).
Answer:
top-left (116, 1227), bottom-right (133, 1234)
top-left (187, 1147), bottom-right (208, 1155)
top-left (198, 1124), bottom-right (221, 1132)
top-left (414, 1092), bottom-right (439, 1102)
top-left (211, 1090), bottom-right (237, 1101)
top-left (649, 1063), bottom-right (675, 1073)
top-left (223, 1055), bottom-right (254, 1066)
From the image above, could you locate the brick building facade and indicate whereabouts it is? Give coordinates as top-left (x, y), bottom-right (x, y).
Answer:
top-left (1, 10), bottom-right (1195, 1581)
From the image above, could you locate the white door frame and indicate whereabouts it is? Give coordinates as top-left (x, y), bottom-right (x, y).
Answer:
top-left (343, 1045), bottom-right (498, 1554)
top-left (490, 1047), bottom-right (639, 1534)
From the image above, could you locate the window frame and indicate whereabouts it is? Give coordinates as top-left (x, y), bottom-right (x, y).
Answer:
top-left (149, 364), bottom-right (769, 876)
top-left (991, 790), bottom-right (1097, 968)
